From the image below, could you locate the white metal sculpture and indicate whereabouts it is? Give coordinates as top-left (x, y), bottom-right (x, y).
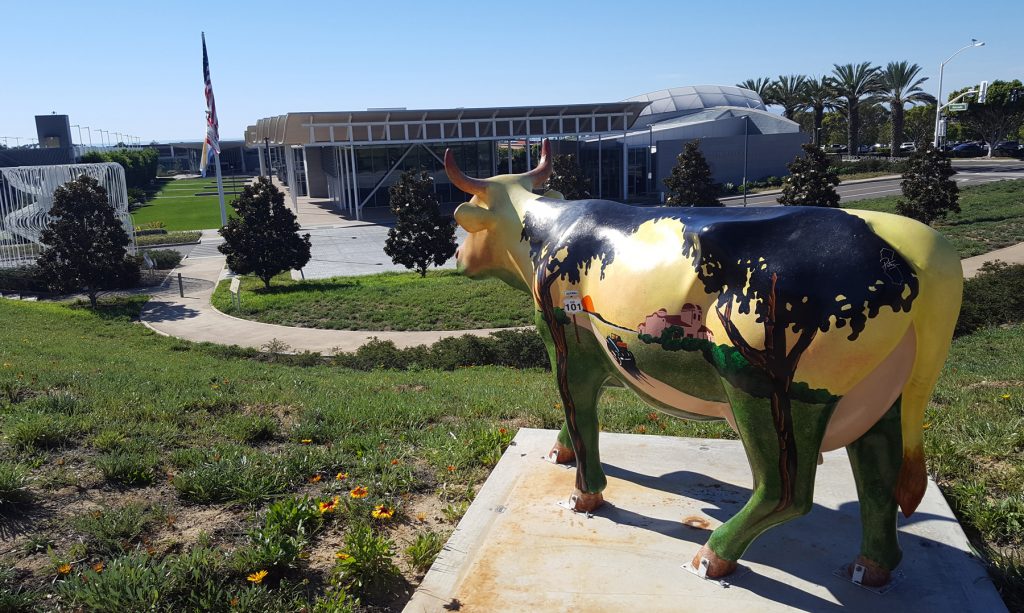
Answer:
top-left (0, 163), bottom-right (135, 268)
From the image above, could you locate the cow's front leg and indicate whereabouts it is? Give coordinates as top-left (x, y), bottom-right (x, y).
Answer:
top-left (558, 370), bottom-right (606, 512)
top-left (691, 390), bottom-right (835, 577)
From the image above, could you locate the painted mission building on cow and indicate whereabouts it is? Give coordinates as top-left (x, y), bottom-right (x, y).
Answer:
top-left (638, 304), bottom-right (715, 342)
top-left (245, 85), bottom-right (806, 220)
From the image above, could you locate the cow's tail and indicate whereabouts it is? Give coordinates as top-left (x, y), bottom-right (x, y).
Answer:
top-left (893, 224), bottom-right (963, 518)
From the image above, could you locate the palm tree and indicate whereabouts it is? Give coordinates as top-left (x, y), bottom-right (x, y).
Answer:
top-left (770, 75), bottom-right (809, 120)
top-left (737, 77), bottom-right (776, 105)
top-left (831, 62), bottom-right (884, 154)
top-left (804, 76), bottom-right (837, 146)
top-left (879, 61), bottom-right (936, 154)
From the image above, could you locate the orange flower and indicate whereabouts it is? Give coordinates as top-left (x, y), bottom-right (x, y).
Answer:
top-left (391, 459), bottom-right (400, 465)
top-left (247, 569), bottom-right (268, 584)
top-left (446, 465), bottom-right (456, 472)
top-left (300, 439), bottom-right (313, 445)
top-left (230, 597), bottom-right (240, 607)
top-left (92, 561), bottom-right (104, 573)
top-left (335, 552), bottom-right (350, 560)
top-left (309, 474), bottom-right (322, 483)
top-left (335, 472), bottom-right (349, 481)
top-left (416, 512), bottom-right (427, 522)
top-left (349, 486), bottom-right (368, 499)
top-left (57, 563), bottom-right (72, 575)
top-left (372, 504), bottom-right (395, 520)
top-left (318, 498), bottom-right (338, 514)
top-left (498, 427), bottom-right (508, 435)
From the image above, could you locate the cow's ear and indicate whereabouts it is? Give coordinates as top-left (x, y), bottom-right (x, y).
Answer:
top-left (454, 203), bottom-right (496, 232)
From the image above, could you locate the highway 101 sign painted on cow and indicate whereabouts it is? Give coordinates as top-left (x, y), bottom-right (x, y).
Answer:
top-left (444, 139), bottom-right (962, 588)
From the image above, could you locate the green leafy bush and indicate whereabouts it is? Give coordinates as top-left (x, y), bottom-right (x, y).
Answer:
top-left (331, 330), bottom-right (549, 371)
top-left (170, 445), bottom-right (291, 504)
top-left (135, 230), bottom-right (201, 247)
top-left (0, 462), bottom-right (31, 506)
top-left (0, 266), bottom-right (47, 293)
top-left (405, 530), bottom-right (448, 574)
top-left (957, 261), bottom-right (1024, 336)
top-left (234, 496), bottom-right (324, 573)
top-left (142, 248), bottom-right (183, 270)
top-left (830, 157), bottom-right (909, 175)
top-left (72, 504), bottom-right (152, 555)
top-left (332, 523), bottom-right (401, 602)
top-left (7, 412), bottom-right (79, 450)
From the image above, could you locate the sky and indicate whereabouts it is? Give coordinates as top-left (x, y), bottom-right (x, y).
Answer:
top-left (2, 0), bottom-right (1021, 143)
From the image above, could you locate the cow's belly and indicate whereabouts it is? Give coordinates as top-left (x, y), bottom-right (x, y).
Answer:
top-left (820, 325), bottom-right (916, 451)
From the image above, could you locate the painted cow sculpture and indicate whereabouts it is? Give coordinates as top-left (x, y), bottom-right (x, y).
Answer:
top-left (445, 139), bottom-right (962, 586)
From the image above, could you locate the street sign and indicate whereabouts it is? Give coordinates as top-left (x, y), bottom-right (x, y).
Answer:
top-left (948, 103), bottom-right (969, 112)
top-left (229, 277), bottom-right (240, 295)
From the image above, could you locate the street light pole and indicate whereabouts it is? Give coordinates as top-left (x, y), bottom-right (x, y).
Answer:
top-left (742, 115), bottom-right (749, 207)
top-left (933, 39), bottom-right (985, 148)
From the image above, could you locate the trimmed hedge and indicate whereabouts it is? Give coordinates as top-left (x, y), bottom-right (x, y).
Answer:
top-left (956, 261), bottom-right (1024, 336)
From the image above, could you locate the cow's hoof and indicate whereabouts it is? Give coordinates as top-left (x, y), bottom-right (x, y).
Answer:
top-left (570, 490), bottom-right (604, 512)
top-left (690, 545), bottom-right (737, 578)
top-left (548, 441), bottom-right (576, 464)
top-left (845, 555), bottom-right (892, 587)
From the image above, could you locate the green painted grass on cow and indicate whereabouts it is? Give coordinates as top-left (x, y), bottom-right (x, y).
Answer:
top-left (0, 297), bottom-right (1020, 608)
top-left (845, 179), bottom-right (1024, 257)
top-left (131, 177), bottom-right (249, 231)
top-left (211, 270), bottom-right (536, 331)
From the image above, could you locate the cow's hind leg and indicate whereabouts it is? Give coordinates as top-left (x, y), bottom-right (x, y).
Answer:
top-left (691, 390), bottom-right (835, 577)
top-left (845, 398), bottom-right (903, 587)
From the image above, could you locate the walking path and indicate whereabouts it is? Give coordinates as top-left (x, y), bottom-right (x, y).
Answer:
top-left (138, 252), bottom-right (514, 354)
top-left (139, 234), bottom-right (1024, 354)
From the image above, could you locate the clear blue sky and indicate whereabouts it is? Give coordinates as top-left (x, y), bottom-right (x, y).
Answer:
top-left (3, 0), bottom-right (1020, 143)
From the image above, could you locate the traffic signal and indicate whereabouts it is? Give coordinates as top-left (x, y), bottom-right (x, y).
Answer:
top-left (978, 80), bottom-right (989, 104)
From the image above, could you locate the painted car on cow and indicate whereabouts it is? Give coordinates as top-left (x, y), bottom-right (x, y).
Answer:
top-left (444, 139), bottom-right (962, 587)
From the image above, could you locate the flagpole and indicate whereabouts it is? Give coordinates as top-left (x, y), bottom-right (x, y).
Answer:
top-left (214, 150), bottom-right (227, 226)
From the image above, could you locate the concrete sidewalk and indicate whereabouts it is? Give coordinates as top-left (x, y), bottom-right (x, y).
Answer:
top-left (138, 250), bottom-right (515, 354)
top-left (962, 242), bottom-right (1024, 277)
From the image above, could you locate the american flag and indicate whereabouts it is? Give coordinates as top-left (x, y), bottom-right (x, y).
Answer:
top-left (199, 32), bottom-right (220, 178)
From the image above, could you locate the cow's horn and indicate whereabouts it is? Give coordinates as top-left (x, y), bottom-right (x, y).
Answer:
top-left (523, 139), bottom-right (552, 188)
top-left (445, 149), bottom-right (488, 198)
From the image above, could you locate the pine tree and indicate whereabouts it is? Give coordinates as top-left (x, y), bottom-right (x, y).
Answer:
top-left (895, 143), bottom-right (959, 225)
top-left (545, 154), bottom-right (591, 200)
top-left (777, 143), bottom-right (841, 207)
top-left (218, 177), bottom-right (311, 288)
top-left (37, 175), bottom-right (139, 307)
top-left (663, 140), bottom-right (722, 206)
top-left (384, 169), bottom-right (457, 277)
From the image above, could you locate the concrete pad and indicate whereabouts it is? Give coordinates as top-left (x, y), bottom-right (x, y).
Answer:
top-left (406, 429), bottom-right (1005, 613)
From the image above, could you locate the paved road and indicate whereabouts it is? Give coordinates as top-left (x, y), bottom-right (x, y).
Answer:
top-left (721, 159), bottom-right (1024, 207)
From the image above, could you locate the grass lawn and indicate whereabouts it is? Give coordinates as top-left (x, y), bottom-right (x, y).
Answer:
top-left (0, 299), bottom-right (1020, 608)
top-left (844, 179), bottom-right (1024, 257)
top-left (211, 270), bottom-right (536, 331)
top-left (131, 177), bottom-right (250, 231)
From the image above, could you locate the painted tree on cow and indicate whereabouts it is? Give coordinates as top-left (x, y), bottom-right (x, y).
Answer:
top-left (680, 209), bottom-right (919, 512)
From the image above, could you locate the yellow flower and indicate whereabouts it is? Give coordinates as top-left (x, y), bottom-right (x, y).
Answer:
top-left (922, 422), bottom-right (931, 430)
top-left (349, 486), bottom-right (368, 499)
top-left (372, 504), bottom-right (395, 520)
top-left (2, 362), bottom-right (10, 368)
top-left (318, 498), bottom-right (337, 514)
top-left (92, 561), bottom-right (104, 573)
top-left (335, 552), bottom-right (350, 560)
top-left (247, 570), bottom-right (268, 584)
top-left (335, 472), bottom-right (349, 481)
top-left (300, 439), bottom-right (313, 445)
top-left (309, 474), bottom-right (322, 483)
top-left (211, 384), bottom-right (220, 389)
top-left (57, 563), bottom-right (72, 575)
top-left (1001, 393), bottom-right (1012, 400)
top-left (416, 512), bottom-right (427, 522)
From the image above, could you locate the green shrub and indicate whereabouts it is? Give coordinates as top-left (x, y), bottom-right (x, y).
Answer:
top-left (0, 462), bottom-right (31, 506)
top-left (956, 261), bottom-right (1024, 336)
top-left (332, 523), bottom-right (400, 602)
top-left (405, 530), bottom-right (448, 574)
top-left (331, 330), bottom-right (549, 372)
top-left (830, 158), bottom-right (909, 175)
top-left (0, 566), bottom-right (36, 611)
top-left (142, 248), bottom-right (183, 270)
top-left (22, 389), bottom-right (81, 415)
top-left (135, 230), bottom-right (202, 247)
top-left (0, 266), bottom-right (48, 293)
top-left (72, 504), bottom-right (152, 555)
top-left (7, 412), bottom-right (79, 450)
top-left (93, 446), bottom-right (159, 486)
top-left (235, 496), bottom-right (324, 573)
top-left (171, 445), bottom-right (290, 504)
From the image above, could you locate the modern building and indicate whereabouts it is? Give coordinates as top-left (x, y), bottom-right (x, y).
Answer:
top-left (245, 85), bottom-right (808, 218)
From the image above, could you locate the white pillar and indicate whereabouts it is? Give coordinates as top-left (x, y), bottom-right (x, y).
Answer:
top-left (285, 146), bottom-right (298, 212)
top-left (349, 146), bottom-right (359, 220)
top-left (240, 145), bottom-right (247, 173)
top-left (302, 147), bottom-right (312, 199)
top-left (258, 144), bottom-right (266, 176)
top-left (525, 137), bottom-right (531, 170)
top-left (597, 134), bottom-right (603, 199)
top-left (622, 128), bottom-right (628, 201)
